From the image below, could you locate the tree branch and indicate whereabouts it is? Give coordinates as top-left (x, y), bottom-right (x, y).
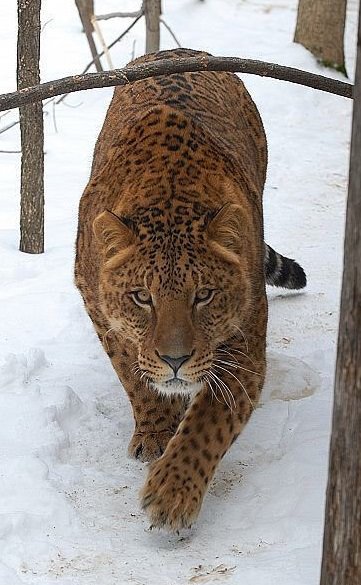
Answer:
top-left (160, 18), bottom-right (181, 48)
top-left (55, 13), bottom-right (144, 105)
top-left (0, 119), bottom-right (19, 134)
top-left (81, 13), bottom-right (144, 75)
top-left (0, 55), bottom-right (353, 113)
top-left (0, 149), bottom-right (21, 153)
top-left (95, 9), bottom-right (144, 21)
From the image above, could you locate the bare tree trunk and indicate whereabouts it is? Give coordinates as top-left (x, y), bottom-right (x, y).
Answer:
top-left (75, 0), bottom-right (94, 30)
top-left (319, 6), bottom-right (361, 585)
top-left (144, 0), bottom-right (161, 53)
top-left (17, 0), bottom-right (44, 254)
top-left (294, 0), bottom-right (347, 75)
top-left (75, 0), bottom-right (103, 72)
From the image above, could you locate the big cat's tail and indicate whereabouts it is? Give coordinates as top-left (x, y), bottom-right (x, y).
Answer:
top-left (264, 243), bottom-right (307, 290)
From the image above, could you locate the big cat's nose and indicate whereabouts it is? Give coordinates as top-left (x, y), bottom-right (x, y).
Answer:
top-left (157, 352), bottom-right (192, 375)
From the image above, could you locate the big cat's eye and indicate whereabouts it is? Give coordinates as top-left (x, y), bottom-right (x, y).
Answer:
top-left (130, 289), bottom-right (152, 306)
top-left (194, 288), bottom-right (216, 305)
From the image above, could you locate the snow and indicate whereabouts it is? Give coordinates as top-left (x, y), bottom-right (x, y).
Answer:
top-left (0, 0), bottom-right (357, 583)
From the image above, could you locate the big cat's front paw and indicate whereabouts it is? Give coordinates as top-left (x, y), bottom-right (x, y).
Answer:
top-left (140, 456), bottom-right (203, 531)
top-left (128, 429), bottom-right (175, 462)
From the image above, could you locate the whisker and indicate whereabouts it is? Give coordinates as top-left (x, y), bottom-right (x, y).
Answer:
top-left (102, 326), bottom-right (117, 352)
top-left (202, 373), bottom-right (223, 407)
top-left (203, 375), bottom-right (214, 405)
top-left (204, 373), bottom-right (225, 407)
top-left (213, 358), bottom-right (261, 377)
top-left (209, 370), bottom-right (236, 411)
top-left (130, 359), bottom-right (152, 388)
top-left (205, 375), bottom-right (217, 406)
top-left (217, 347), bottom-right (247, 360)
top-left (212, 370), bottom-right (237, 410)
top-left (213, 363), bottom-right (255, 410)
top-left (218, 345), bottom-right (248, 357)
top-left (208, 370), bottom-right (233, 411)
top-left (217, 346), bottom-right (255, 365)
top-left (231, 325), bottom-right (249, 353)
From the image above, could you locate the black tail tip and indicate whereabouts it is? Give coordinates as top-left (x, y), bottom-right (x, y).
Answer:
top-left (288, 260), bottom-right (307, 290)
top-left (265, 244), bottom-right (307, 290)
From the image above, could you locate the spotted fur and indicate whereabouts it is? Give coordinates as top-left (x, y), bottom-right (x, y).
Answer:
top-left (75, 48), bottom-right (305, 531)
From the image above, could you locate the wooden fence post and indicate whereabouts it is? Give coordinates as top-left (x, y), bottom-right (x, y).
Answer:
top-left (17, 0), bottom-right (44, 254)
top-left (319, 4), bottom-right (361, 584)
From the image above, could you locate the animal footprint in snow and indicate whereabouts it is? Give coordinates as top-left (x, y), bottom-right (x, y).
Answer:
top-left (209, 465), bottom-right (244, 497)
top-left (189, 564), bottom-right (236, 583)
top-left (0, 348), bottom-right (48, 389)
top-left (261, 352), bottom-right (320, 403)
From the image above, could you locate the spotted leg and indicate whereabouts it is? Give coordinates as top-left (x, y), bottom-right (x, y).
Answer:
top-left (140, 331), bottom-right (266, 530)
top-left (102, 329), bottom-right (188, 462)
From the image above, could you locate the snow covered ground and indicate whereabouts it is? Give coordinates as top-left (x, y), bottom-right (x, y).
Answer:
top-left (0, 1), bottom-right (357, 583)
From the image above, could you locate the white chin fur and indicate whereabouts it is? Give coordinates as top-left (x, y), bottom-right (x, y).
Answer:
top-left (152, 379), bottom-right (203, 397)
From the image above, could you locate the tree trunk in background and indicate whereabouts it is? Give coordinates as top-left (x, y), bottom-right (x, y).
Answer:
top-left (294, 0), bottom-right (347, 75)
top-left (75, 0), bottom-right (94, 30)
top-left (75, 0), bottom-right (103, 72)
top-left (319, 6), bottom-right (361, 585)
top-left (145, 0), bottom-right (161, 53)
top-left (17, 0), bottom-right (44, 254)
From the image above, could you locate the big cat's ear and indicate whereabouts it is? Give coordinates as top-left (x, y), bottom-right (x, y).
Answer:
top-left (207, 203), bottom-right (248, 262)
top-left (93, 211), bottom-right (134, 258)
